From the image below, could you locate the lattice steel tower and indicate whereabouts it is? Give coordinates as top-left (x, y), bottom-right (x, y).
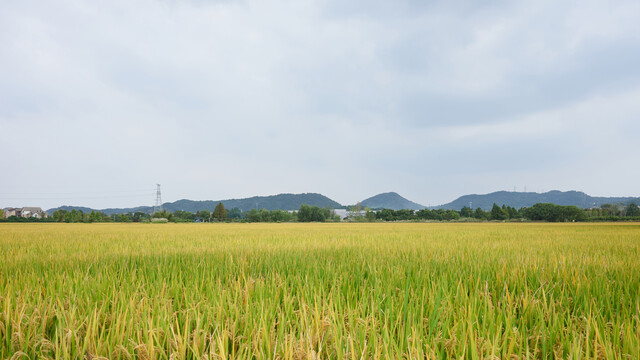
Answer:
top-left (153, 184), bottom-right (162, 213)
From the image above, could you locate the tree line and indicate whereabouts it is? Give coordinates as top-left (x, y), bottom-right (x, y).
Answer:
top-left (353, 203), bottom-right (639, 222)
top-left (2, 202), bottom-right (639, 223)
top-left (10, 203), bottom-right (339, 223)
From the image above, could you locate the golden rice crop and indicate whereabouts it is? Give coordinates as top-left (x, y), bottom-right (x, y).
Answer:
top-left (1, 223), bottom-right (639, 359)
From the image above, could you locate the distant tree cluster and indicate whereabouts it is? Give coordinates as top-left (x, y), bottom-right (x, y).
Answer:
top-left (357, 202), bottom-right (640, 223)
top-left (171, 203), bottom-right (228, 222)
top-left (375, 208), bottom-right (451, 221)
top-left (584, 203), bottom-right (640, 221)
top-left (157, 204), bottom-right (338, 223)
top-left (47, 209), bottom-right (152, 223)
top-left (345, 203), bottom-right (376, 222)
top-left (298, 204), bottom-right (338, 222)
top-left (244, 208), bottom-right (296, 222)
top-left (4, 201), bottom-right (638, 224)
top-left (370, 204), bottom-right (566, 222)
top-left (521, 203), bottom-right (586, 222)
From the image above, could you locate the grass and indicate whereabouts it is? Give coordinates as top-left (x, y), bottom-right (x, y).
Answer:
top-left (0, 223), bottom-right (639, 359)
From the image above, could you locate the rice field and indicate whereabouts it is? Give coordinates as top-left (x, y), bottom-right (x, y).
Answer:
top-left (1, 223), bottom-right (639, 359)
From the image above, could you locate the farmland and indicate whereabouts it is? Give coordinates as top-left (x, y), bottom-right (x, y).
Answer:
top-left (1, 223), bottom-right (639, 359)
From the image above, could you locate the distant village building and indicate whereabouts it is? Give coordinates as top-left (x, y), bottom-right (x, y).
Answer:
top-left (334, 209), bottom-right (349, 220)
top-left (2, 207), bottom-right (48, 219)
top-left (3, 208), bottom-right (19, 217)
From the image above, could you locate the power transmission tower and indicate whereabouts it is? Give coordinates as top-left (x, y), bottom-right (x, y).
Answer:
top-left (153, 184), bottom-right (162, 214)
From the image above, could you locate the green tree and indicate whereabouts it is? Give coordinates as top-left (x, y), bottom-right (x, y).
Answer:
top-left (115, 214), bottom-right (132, 222)
top-left (395, 209), bottom-right (415, 220)
top-left (226, 207), bottom-right (243, 220)
top-left (365, 207), bottom-right (376, 222)
top-left (559, 206), bottom-right (587, 222)
top-left (93, 211), bottom-right (104, 222)
top-left (442, 209), bottom-right (461, 221)
top-left (53, 210), bottom-right (67, 222)
top-left (523, 203), bottom-right (586, 222)
top-left (85, 210), bottom-right (102, 223)
top-left (523, 203), bottom-right (555, 221)
top-left (152, 210), bottom-right (174, 222)
top-left (270, 210), bottom-right (285, 222)
top-left (298, 204), bottom-right (312, 222)
top-left (506, 206), bottom-right (520, 219)
top-left (348, 202), bottom-right (364, 221)
top-left (213, 202), bottom-right (226, 221)
top-left (626, 203), bottom-right (640, 217)
top-left (245, 209), bottom-right (260, 222)
top-left (490, 203), bottom-right (507, 221)
top-left (132, 212), bottom-right (150, 222)
top-left (64, 209), bottom-right (78, 223)
top-left (416, 209), bottom-right (437, 220)
top-left (196, 210), bottom-right (211, 222)
top-left (473, 208), bottom-right (487, 220)
top-left (270, 209), bottom-right (294, 222)
top-left (298, 204), bottom-right (330, 222)
top-left (501, 205), bottom-right (510, 219)
top-left (600, 204), bottom-right (619, 217)
top-left (258, 208), bottom-right (271, 222)
top-left (460, 206), bottom-right (473, 218)
top-left (0, 208), bottom-right (4, 219)
top-left (173, 210), bottom-right (194, 222)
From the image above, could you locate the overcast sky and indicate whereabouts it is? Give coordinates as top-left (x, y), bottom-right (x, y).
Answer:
top-left (1, 0), bottom-right (639, 210)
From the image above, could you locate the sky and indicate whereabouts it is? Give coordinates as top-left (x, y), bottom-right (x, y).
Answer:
top-left (1, 0), bottom-right (640, 210)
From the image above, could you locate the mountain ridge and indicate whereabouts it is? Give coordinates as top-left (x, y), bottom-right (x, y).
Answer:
top-left (45, 190), bottom-right (640, 215)
top-left (46, 193), bottom-right (342, 215)
top-left (434, 190), bottom-right (640, 210)
top-left (360, 192), bottom-right (426, 210)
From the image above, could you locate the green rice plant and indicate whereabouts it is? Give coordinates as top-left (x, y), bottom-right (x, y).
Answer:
top-left (0, 223), bottom-right (639, 359)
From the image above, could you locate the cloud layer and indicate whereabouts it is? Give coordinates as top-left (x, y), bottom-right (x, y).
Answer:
top-left (2, 0), bottom-right (639, 209)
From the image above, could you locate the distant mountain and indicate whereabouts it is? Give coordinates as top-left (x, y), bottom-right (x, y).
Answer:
top-left (47, 193), bottom-right (342, 215)
top-left (360, 192), bottom-right (426, 210)
top-left (167, 193), bottom-right (342, 212)
top-left (46, 205), bottom-right (154, 216)
top-left (45, 190), bottom-right (640, 215)
top-left (435, 190), bottom-right (640, 210)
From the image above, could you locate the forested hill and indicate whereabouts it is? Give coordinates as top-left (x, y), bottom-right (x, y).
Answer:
top-left (45, 190), bottom-right (640, 215)
top-left (46, 193), bottom-right (342, 215)
top-left (47, 205), bottom-right (155, 216)
top-left (435, 190), bottom-right (640, 211)
top-left (360, 192), bottom-right (426, 210)
top-left (167, 193), bottom-right (342, 212)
